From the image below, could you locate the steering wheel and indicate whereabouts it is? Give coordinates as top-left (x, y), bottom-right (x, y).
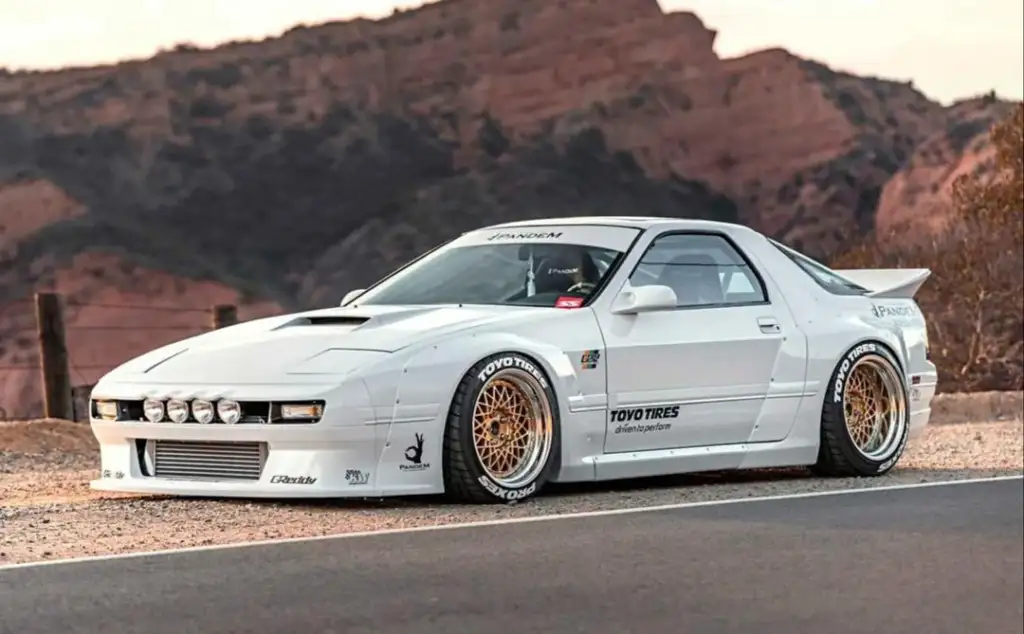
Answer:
top-left (566, 281), bottom-right (596, 294)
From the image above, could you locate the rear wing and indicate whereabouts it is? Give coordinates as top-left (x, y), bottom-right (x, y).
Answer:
top-left (832, 268), bottom-right (931, 299)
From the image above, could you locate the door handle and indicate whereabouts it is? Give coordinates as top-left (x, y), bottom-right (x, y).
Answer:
top-left (757, 317), bottom-right (781, 334)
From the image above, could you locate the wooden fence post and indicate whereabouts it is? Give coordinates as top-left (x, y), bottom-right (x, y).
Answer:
top-left (212, 304), bottom-right (238, 330)
top-left (35, 292), bottom-right (73, 421)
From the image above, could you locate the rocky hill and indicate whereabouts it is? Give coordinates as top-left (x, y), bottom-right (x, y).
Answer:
top-left (0, 0), bottom-right (1016, 417)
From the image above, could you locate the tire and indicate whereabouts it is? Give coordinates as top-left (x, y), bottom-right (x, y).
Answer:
top-left (812, 341), bottom-right (910, 477)
top-left (443, 352), bottom-right (560, 504)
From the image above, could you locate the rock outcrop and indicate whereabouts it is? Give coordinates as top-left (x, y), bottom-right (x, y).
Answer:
top-left (875, 95), bottom-right (1013, 237)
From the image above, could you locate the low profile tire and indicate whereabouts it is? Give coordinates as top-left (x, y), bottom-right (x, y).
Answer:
top-left (443, 352), bottom-right (560, 504)
top-left (812, 342), bottom-right (911, 477)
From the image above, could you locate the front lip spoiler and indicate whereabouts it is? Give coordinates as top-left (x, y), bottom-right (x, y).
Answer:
top-left (89, 478), bottom-right (387, 498)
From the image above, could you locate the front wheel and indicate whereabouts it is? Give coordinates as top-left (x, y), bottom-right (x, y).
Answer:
top-left (443, 353), bottom-right (559, 503)
top-left (813, 342), bottom-right (910, 477)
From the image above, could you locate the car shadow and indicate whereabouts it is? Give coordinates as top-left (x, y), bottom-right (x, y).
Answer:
top-left (148, 466), bottom-right (1016, 512)
top-left (200, 466), bottom-right (818, 511)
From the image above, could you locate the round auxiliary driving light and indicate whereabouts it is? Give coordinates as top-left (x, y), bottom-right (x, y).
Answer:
top-left (192, 399), bottom-right (215, 424)
top-left (217, 399), bottom-right (241, 425)
top-left (167, 399), bottom-right (190, 423)
top-left (143, 398), bottom-right (165, 423)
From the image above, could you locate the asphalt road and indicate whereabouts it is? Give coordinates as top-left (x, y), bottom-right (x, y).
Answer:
top-left (1, 479), bottom-right (1021, 634)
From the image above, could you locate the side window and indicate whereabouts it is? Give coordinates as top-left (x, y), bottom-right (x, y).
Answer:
top-left (629, 233), bottom-right (767, 307)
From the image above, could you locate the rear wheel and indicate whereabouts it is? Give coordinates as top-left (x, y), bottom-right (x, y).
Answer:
top-left (443, 353), bottom-right (559, 503)
top-left (813, 343), bottom-right (910, 477)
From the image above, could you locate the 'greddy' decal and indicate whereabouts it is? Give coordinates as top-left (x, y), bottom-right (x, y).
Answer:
top-left (270, 475), bottom-right (317, 484)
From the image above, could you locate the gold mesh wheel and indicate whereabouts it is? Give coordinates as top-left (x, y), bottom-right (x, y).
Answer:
top-left (471, 368), bottom-right (554, 489)
top-left (843, 356), bottom-right (907, 460)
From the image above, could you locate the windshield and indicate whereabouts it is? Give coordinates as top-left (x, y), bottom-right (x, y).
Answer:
top-left (354, 242), bottom-right (625, 307)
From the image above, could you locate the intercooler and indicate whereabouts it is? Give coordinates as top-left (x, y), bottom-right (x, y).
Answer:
top-left (152, 440), bottom-right (266, 481)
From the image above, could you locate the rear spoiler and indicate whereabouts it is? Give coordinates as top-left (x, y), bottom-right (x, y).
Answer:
top-left (832, 268), bottom-right (931, 299)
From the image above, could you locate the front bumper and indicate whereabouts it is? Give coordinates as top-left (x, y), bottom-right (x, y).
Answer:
top-left (89, 419), bottom-right (440, 498)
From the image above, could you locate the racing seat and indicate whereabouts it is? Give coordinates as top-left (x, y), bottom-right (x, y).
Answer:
top-left (533, 253), bottom-right (582, 294)
top-left (579, 251), bottom-right (600, 285)
top-left (655, 253), bottom-right (724, 306)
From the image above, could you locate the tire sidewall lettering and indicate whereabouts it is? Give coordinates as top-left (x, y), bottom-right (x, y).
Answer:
top-left (832, 342), bottom-right (879, 404)
top-left (477, 475), bottom-right (537, 501)
top-left (476, 354), bottom-right (549, 390)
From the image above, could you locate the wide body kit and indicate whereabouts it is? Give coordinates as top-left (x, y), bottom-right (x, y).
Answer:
top-left (90, 217), bottom-right (937, 501)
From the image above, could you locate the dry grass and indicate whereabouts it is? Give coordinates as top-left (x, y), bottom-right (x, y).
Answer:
top-left (0, 418), bottom-right (97, 455)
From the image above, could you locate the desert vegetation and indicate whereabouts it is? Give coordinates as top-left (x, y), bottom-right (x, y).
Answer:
top-left (832, 104), bottom-right (1023, 392)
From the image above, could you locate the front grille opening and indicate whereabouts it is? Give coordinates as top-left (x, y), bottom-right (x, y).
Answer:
top-left (238, 401), bottom-right (270, 424)
top-left (152, 440), bottom-right (265, 481)
top-left (135, 438), bottom-right (151, 476)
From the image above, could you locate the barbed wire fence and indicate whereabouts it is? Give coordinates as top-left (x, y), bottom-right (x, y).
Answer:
top-left (0, 293), bottom-right (238, 421)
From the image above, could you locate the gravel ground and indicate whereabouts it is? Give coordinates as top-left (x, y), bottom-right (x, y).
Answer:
top-left (1, 418), bottom-right (1021, 566)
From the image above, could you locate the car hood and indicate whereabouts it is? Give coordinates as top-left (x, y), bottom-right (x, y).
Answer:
top-left (108, 304), bottom-right (556, 383)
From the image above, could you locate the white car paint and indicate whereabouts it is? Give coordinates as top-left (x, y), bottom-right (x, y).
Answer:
top-left (89, 217), bottom-right (938, 498)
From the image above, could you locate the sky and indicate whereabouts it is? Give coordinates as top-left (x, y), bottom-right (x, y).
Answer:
top-left (0, 0), bottom-right (1020, 105)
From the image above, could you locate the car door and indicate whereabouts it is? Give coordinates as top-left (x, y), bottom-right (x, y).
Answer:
top-left (597, 231), bottom-right (806, 454)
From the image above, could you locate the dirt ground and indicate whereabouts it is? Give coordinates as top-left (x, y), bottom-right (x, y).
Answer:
top-left (1, 392), bottom-right (1021, 566)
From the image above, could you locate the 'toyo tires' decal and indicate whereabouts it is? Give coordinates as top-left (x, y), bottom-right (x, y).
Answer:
top-left (476, 355), bottom-right (549, 389)
top-left (478, 475), bottom-right (536, 501)
top-left (832, 342), bottom-right (879, 403)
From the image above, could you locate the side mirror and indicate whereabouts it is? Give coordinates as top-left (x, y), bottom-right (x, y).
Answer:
top-left (340, 289), bottom-right (366, 306)
top-left (610, 284), bottom-right (677, 315)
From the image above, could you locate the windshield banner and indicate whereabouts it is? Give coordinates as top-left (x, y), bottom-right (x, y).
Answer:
top-left (455, 224), bottom-right (642, 252)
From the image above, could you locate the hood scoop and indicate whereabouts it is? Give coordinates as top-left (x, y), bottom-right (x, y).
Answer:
top-left (284, 315), bottom-right (371, 327)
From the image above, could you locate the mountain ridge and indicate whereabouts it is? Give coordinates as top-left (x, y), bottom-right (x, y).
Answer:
top-left (0, 0), bottom-right (1015, 417)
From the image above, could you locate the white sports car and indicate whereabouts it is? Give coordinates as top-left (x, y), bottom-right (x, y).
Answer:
top-left (89, 216), bottom-right (938, 503)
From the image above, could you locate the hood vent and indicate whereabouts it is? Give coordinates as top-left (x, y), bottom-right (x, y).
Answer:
top-left (291, 315), bottom-right (371, 327)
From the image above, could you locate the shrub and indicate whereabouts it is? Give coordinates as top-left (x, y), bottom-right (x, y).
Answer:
top-left (832, 104), bottom-right (1023, 392)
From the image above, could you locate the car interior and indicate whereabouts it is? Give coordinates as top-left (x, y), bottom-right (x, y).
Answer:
top-left (630, 249), bottom-right (764, 306)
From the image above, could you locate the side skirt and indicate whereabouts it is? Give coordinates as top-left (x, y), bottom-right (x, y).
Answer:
top-left (589, 436), bottom-right (819, 482)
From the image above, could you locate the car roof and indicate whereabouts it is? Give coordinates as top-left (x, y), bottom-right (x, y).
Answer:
top-left (480, 216), bottom-right (751, 233)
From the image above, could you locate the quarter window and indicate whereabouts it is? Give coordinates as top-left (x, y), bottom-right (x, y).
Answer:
top-left (629, 233), bottom-right (767, 307)
top-left (768, 239), bottom-right (867, 295)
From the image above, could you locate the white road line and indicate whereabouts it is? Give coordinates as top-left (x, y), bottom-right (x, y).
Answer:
top-left (0, 474), bottom-right (1020, 572)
